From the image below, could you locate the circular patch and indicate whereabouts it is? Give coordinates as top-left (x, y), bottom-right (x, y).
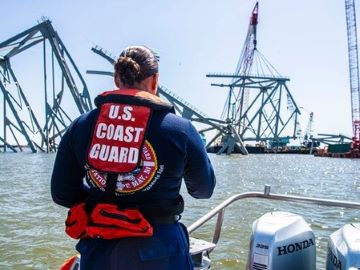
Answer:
top-left (86, 167), bottom-right (107, 191)
top-left (115, 140), bottom-right (158, 194)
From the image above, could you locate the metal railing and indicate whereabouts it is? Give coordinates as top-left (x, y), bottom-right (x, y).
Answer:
top-left (188, 185), bottom-right (360, 246)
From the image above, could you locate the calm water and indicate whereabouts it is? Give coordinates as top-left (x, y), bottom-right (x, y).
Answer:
top-left (0, 153), bottom-right (359, 269)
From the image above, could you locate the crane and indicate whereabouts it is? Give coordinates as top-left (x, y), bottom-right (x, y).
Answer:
top-left (345, 0), bottom-right (360, 150)
top-left (302, 112), bottom-right (320, 149)
top-left (207, 2), bottom-right (301, 154)
top-left (303, 112), bottom-right (314, 144)
top-left (221, 2), bottom-right (259, 127)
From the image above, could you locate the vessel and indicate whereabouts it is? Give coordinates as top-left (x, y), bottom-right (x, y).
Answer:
top-left (188, 185), bottom-right (360, 269)
top-left (62, 185), bottom-right (360, 269)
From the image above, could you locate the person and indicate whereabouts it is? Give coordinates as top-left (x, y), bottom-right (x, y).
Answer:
top-left (51, 45), bottom-right (216, 270)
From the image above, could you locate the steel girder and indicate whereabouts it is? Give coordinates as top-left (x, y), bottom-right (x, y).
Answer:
top-left (0, 20), bottom-right (92, 152)
top-left (207, 74), bottom-right (301, 148)
top-left (313, 133), bottom-right (352, 145)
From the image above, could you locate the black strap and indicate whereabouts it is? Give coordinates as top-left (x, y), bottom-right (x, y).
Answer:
top-left (105, 173), bottom-right (118, 196)
top-left (135, 195), bottom-right (185, 217)
top-left (147, 215), bottom-right (180, 224)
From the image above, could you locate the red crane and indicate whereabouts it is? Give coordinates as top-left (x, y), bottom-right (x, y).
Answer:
top-left (345, 0), bottom-right (360, 151)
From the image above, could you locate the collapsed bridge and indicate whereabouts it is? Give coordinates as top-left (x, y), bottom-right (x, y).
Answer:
top-left (0, 19), bottom-right (91, 152)
top-left (1, 3), bottom-right (301, 154)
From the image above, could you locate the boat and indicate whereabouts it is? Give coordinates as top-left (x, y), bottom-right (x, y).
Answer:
top-left (188, 185), bottom-right (360, 269)
top-left (62, 185), bottom-right (360, 270)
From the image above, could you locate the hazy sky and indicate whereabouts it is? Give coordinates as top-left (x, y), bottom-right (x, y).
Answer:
top-left (0, 0), bottom-right (357, 137)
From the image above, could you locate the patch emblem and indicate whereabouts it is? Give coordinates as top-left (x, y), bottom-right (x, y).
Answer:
top-left (115, 140), bottom-right (158, 194)
top-left (86, 167), bottom-right (107, 191)
top-left (85, 140), bottom-right (158, 195)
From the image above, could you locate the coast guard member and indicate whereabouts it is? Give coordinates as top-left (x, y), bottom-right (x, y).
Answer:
top-left (51, 45), bottom-right (216, 270)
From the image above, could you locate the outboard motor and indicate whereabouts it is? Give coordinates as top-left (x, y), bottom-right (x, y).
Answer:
top-left (326, 223), bottom-right (360, 270)
top-left (247, 211), bottom-right (316, 270)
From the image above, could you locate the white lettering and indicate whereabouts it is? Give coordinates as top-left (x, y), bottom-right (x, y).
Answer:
top-left (109, 105), bottom-right (120, 119)
top-left (108, 146), bottom-right (119, 162)
top-left (122, 106), bottom-right (133, 121)
top-left (96, 123), bottom-right (107, 139)
top-left (133, 127), bottom-right (143, 142)
top-left (124, 127), bottom-right (134, 142)
top-left (113, 125), bottom-right (124, 141)
top-left (138, 175), bottom-right (145, 181)
top-left (99, 145), bottom-right (110, 161)
top-left (143, 161), bottom-right (155, 167)
top-left (94, 124), bottom-right (143, 143)
top-left (89, 144), bottom-right (140, 164)
top-left (131, 179), bottom-right (140, 187)
top-left (143, 147), bottom-right (151, 160)
top-left (119, 147), bottom-right (129, 162)
top-left (106, 124), bottom-right (115, 140)
top-left (89, 144), bottom-right (101, 158)
top-left (128, 147), bottom-right (138, 163)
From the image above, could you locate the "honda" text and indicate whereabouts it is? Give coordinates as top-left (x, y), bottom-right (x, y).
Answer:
top-left (277, 238), bottom-right (315, 256)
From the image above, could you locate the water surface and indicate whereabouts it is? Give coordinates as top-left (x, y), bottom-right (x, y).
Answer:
top-left (0, 153), bottom-right (359, 269)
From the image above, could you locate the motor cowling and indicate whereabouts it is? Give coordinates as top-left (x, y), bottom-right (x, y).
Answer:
top-left (326, 223), bottom-right (360, 270)
top-left (247, 211), bottom-right (316, 270)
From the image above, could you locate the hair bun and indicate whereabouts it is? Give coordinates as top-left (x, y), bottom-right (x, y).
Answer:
top-left (114, 46), bottom-right (159, 87)
top-left (116, 56), bottom-right (141, 86)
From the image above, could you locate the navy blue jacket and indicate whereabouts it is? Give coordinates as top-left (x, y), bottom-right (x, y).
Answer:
top-left (51, 90), bottom-right (216, 210)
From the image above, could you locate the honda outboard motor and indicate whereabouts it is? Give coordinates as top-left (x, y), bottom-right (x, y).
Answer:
top-left (326, 223), bottom-right (360, 270)
top-left (247, 211), bottom-right (316, 270)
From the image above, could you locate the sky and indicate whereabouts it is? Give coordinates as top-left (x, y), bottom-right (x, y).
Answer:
top-left (0, 0), bottom-right (358, 138)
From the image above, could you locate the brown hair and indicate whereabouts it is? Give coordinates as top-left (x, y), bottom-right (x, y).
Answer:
top-left (114, 46), bottom-right (159, 87)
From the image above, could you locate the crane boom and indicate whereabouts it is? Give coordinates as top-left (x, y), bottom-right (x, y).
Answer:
top-left (345, 0), bottom-right (360, 148)
top-left (233, 2), bottom-right (258, 76)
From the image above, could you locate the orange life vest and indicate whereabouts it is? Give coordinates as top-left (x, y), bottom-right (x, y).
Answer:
top-left (65, 203), bottom-right (153, 240)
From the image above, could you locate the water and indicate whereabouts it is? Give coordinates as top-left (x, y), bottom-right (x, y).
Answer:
top-left (0, 153), bottom-right (359, 269)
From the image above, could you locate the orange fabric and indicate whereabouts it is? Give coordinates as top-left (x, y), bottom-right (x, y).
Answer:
top-left (65, 203), bottom-right (153, 240)
top-left (65, 203), bottom-right (88, 239)
top-left (59, 255), bottom-right (80, 270)
top-left (87, 203), bottom-right (153, 239)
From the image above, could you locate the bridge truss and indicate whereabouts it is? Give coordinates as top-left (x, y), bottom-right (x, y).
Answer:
top-left (206, 2), bottom-right (301, 154)
top-left (207, 73), bottom-right (300, 146)
top-left (1, 3), bottom-right (301, 155)
top-left (0, 20), bottom-right (92, 153)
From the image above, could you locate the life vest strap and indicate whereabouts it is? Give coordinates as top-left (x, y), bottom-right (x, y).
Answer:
top-left (137, 195), bottom-right (185, 217)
